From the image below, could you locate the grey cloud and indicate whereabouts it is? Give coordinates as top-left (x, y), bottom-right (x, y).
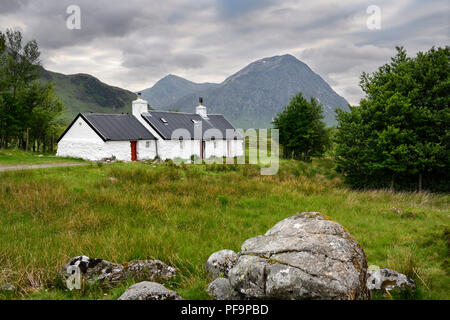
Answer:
top-left (0, 0), bottom-right (29, 14)
top-left (0, 0), bottom-right (447, 105)
top-left (173, 53), bottom-right (207, 69)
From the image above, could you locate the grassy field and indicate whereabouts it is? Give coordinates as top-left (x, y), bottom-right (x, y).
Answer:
top-left (0, 149), bottom-right (84, 166)
top-left (0, 158), bottom-right (448, 300)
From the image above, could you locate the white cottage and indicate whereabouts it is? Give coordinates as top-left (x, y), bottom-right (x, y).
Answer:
top-left (57, 94), bottom-right (244, 161)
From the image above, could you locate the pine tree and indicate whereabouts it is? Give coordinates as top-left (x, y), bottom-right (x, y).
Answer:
top-left (273, 92), bottom-right (329, 161)
top-left (335, 46), bottom-right (449, 191)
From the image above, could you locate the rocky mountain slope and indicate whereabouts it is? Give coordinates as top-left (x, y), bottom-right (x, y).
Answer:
top-left (140, 54), bottom-right (349, 128)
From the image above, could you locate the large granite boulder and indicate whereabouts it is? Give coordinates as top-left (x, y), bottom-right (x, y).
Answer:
top-left (366, 267), bottom-right (416, 294)
top-left (205, 249), bottom-right (238, 279)
top-left (228, 212), bottom-right (369, 300)
top-left (118, 281), bottom-right (182, 300)
top-left (207, 277), bottom-right (242, 300)
top-left (59, 256), bottom-right (176, 288)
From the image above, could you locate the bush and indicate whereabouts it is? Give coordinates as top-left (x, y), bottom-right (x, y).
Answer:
top-left (335, 46), bottom-right (449, 192)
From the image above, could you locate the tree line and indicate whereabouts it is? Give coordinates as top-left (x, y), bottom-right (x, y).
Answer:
top-left (274, 46), bottom-right (449, 192)
top-left (0, 29), bottom-right (64, 152)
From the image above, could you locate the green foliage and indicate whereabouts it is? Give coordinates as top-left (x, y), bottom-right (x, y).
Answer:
top-left (0, 29), bottom-right (65, 151)
top-left (273, 92), bottom-right (330, 161)
top-left (0, 160), bottom-right (448, 300)
top-left (335, 46), bottom-right (449, 192)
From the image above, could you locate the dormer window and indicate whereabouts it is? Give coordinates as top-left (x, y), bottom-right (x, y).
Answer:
top-left (191, 119), bottom-right (199, 124)
top-left (160, 118), bottom-right (168, 124)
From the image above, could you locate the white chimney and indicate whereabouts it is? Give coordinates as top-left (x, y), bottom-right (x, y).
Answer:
top-left (132, 93), bottom-right (148, 118)
top-left (196, 97), bottom-right (207, 118)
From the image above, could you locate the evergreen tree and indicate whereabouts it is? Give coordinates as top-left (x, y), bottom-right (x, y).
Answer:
top-left (335, 46), bottom-right (449, 191)
top-left (273, 92), bottom-right (329, 161)
top-left (0, 29), bottom-right (64, 151)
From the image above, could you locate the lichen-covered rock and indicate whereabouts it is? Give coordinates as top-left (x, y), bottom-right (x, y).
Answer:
top-left (366, 268), bottom-right (416, 294)
top-left (207, 277), bottom-right (242, 300)
top-left (118, 281), bottom-right (182, 300)
top-left (59, 256), bottom-right (176, 288)
top-left (122, 260), bottom-right (177, 282)
top-left (205, 249), bottom-right (238, 279)
top-left (0, 283), bottom-right (15, 292)
top-left (228, 212), bottom-right (369, 300)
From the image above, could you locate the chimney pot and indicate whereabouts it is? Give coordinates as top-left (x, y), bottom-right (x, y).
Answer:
top-left (132, 93), bottom-right (148, 118)
top-left (196, 97), bottom-right (207, 118)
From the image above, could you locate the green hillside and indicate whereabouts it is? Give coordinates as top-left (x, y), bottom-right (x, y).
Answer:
top-left (39, 68), bottom-right (137, 123)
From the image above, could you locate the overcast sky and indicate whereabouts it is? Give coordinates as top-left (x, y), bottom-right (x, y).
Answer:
top-left (0, 0), bottom-right (448, 104)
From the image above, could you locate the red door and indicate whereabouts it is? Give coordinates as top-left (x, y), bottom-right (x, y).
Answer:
top-left (200, 141), bottom-right (205, 159)
top-left (130, 141), bottom-right (137, 161)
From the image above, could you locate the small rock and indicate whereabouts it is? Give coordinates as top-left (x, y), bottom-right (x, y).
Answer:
top-left (108, 177), bottom-right (117, 182)
top-left (123, 259), bottom-right (177, 282)
top-left (59, 256), bottom-right (176, 289)
top-left (118, 281), bottom-right (182, 300)
top-left (205, 249), bottom-right (238, 279)
top-left (0, 283), bottom-right (15, 291)
top-left (366, 267), bottom-right (416, 294)
top-left (207, 278), bottom-right (242, 300)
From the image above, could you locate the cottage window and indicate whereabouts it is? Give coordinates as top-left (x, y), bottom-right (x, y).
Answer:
top-left (146, 141), bottom-right (150, 148)
top-left (180, 140), bottom-right (184, 149)
top-left (213, 141), bottom-right (217, 149)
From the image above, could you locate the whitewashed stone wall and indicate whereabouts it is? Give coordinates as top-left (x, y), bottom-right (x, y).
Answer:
top-left (156, 140), bottom-right (200, 160)
top-left (157, 139), bottom-right (243, 160)
top-left (230, 139), bottom-right (244, 157)
top-left (137, 140), bottom-right (157, 160)
top-left (57, 115), bottom-right (157, 161)
top-left (57, 116), bottom-right (106, 160)
top-left (205, 140), bottom-right (225, 158)
top-left (57, 139), bottom-right (156, 161)
top-left (57, 114), bottom-right (243, 161)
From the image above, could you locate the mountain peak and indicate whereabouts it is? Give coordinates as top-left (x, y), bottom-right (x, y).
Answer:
top-left (162, 74), bottom-right (183, 80)
top-left (223, 54), bottom-right (308, 84)
top-left (139, 54), bottom-right (349, 128)
top-left (254, 54), bottom-right (304, 65)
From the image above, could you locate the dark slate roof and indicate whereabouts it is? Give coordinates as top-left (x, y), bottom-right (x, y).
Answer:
top-left (58, 113), bottom-right (156, 142)
top-left (141, 111), bottom-right (243, 140)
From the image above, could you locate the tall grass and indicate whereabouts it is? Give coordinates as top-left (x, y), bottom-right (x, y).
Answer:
top-left (0, 159), bottom-right (448, 299)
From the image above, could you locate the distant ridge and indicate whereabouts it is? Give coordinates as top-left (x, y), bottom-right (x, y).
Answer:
top-left (139, 54), bottom-right (349, 128)
top-left (39, 67), bottom-right (137, 122)
top-left (139, 74), bottom-right (218, 108)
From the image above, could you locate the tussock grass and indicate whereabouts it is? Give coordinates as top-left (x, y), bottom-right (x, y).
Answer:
top-left (0, 159), bottom-right (448, 300)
